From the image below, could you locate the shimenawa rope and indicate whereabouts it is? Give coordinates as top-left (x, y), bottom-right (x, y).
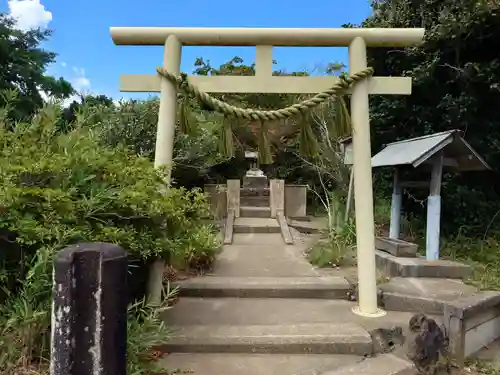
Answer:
top-left (155, 66), bottom-right (374, 121)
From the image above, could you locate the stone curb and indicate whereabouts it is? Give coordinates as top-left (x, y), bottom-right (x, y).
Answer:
top-left (375, 250), bottom-right (471, 279)
top-left (240, 206), bottom-right (271, 218)
top-left (233, 218), bottom-right (281, 234)
top-left (380, 291), bottom-right (445, 315)
top-left (162, 323), bottom-right (373, 356)
top-left (176, 276), bottom-right (351, 299)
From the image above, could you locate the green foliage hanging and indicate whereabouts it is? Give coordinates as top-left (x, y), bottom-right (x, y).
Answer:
top-left (331, 96), bottom-right (351, 138)
top-left (298, 113), bottom-right (320, 157)
top-left (217, 117), bottom-right (235, 158)
top-left (179, 94), bottom-right (195, 135)
top-left (258, 121), bottom-right (273, 165)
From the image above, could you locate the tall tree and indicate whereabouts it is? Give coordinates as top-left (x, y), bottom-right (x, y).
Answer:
top-left (358, 0), bottom-right (500, 233)
top-left (0, 14), bottom-right (73, 119)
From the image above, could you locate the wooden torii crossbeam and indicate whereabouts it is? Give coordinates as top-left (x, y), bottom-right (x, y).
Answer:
top-left (110, 26), bottom-right (425, 318)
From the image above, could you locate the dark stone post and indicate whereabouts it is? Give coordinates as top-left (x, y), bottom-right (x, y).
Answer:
top-left (50, 243), bottom-right (128, 375)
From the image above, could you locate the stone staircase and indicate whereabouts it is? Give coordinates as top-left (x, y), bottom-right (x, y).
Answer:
top-left (156, 174), bottom-right (500, 374)
top-left (159, 228), bottom-right (419, 375)
top-left (225, 173), bottom-right (294, 243)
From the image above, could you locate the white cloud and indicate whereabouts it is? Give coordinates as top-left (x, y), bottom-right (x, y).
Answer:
top-left (40, 64), bottom-right (93, 107)
top-left (73, 77), bottom-right (91, 91)
top-left (5, 1), bottom-right (97, 109)
top-left (60, 66), bottom-right (92, 106)
top-left (8, 0), bottom-right (53, 31)
top-left (72, 67), bottom-right (84, 75)
top-left (70, 66), bottom-right (92, 94)
top-left (61, 95), bottom-right (81, 108)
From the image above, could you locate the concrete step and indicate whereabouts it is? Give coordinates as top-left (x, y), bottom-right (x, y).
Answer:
top-left (242, 176), bottom-right (268, 189)
top-left (321, 354), bottom-right (416, 375)
top-left (379, 277), bottom-right (478, 315)
top-left (240, 206), bottom-right (271, 218)
top-left (288, 219), bottom-right (325, 234)
top-left (214, 234), bottom-right (319, 277)
top-left (240, 195), bottom-right (269, 207)
top-left (375, 237), bottom-right (418, 258)
top-left (162, 297), bottom-right (419, 331)
top-left (375, 250), bottom-right (471, 279)
top-left (240, 187), bottom-right (270, 197)
top-left (175, 276), bottom-right (350, 299)
top-left (159, 353), bottom-right (361, 375)
top-left (162, 323), bottom-right (372, 355)
top-left (233, 217), bottom-right (281, 233)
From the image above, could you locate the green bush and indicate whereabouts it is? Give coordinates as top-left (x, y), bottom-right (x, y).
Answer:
top-left (0, 99), bottom-right (220, 373)
top-left (307, 191), bottom-right (356, 267)
top-left (96, 97), bottom-right (228, 188)
top-left (307, 221), bottom-right (356, 268)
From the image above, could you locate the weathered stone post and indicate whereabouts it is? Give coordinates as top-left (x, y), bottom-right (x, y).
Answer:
top-left (50, 243), bottom-right (128, 375)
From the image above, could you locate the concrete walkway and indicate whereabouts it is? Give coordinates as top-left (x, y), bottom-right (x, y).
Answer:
top-left (159, 232), bottom-right (417, 375)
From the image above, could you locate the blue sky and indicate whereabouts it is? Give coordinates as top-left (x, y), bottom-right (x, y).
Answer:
top-left (3, 0), bottom-right (373, 101)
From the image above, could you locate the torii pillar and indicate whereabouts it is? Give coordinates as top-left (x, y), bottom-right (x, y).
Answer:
top-left (110, 26), bottom-right (425, 317)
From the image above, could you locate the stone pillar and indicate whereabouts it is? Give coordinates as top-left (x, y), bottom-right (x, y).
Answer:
top-left (149, 34), bottom-right (183, 305)
top-left (50, 243), bottom-right (128, 375)
top-left (349, 37), bottom-right (385, 318)
top-left (227, 179), bottom-right (241, 217)
top-left (270, 179), bottom-right (285, 218)
top-left (154, 34), bottom-right (182, 182)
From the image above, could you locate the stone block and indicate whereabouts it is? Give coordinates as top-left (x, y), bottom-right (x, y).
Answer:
top-left (379, 277), bottom-right (477, 315)
top-left (223, 210), bottom-right (235, 245)
top-left (227, 179), bottom-right (240, 217)
top-left (375, 250), bottom-right (471, 279)
top-left (270, 179), bottom-right (285, 218)
top-left (375, 237), bottom-right (418, 258)
top-left (285, 184), bottom-right (308, 218)
top-left (287, 219), bottom-right (325, 234)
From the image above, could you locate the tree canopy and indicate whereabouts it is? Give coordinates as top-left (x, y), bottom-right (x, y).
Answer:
top-left (359, 0), bottom-right (500, 233)
top-left (1, 1), bottom-right (500, 233)
top-left (0, 14), bottom-right (73, 119)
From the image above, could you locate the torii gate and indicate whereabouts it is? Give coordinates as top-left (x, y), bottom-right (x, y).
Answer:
top-left (110, 26), bottom-right (425, 318)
